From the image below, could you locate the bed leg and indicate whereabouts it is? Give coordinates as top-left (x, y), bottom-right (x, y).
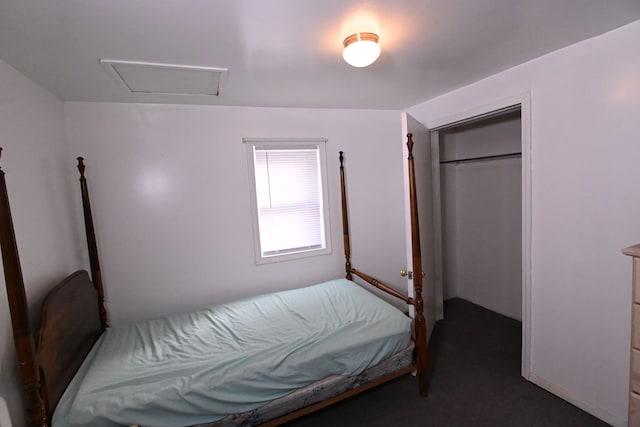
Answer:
top-left (415, 312), bottom-right (429, 396)
top-left (414, 287), bottom-right (429, 396)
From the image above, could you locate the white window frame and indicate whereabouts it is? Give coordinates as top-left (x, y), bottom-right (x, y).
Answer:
top-left (243, 138), bottom-right (332, 264)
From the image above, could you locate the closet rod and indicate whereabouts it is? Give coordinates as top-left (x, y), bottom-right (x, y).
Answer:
top-left (440, 151), bottom-right (521, 165)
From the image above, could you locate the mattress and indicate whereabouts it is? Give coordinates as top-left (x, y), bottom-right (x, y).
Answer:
top-left (52, 279), bottom-right (411, 427)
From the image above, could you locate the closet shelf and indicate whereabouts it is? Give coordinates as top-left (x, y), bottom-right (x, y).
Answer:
top-left (440, 151), bottom-right (521, 165)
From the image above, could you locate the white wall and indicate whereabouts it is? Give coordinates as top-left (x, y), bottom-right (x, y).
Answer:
top-left (408, 20), bottom-right (640, 426)
top-left (440, 113), bottom-right (522, 320)
top-left (64, 103), bottom-right (409, 324)
top-left (0, 60), bottom-right (84, 427)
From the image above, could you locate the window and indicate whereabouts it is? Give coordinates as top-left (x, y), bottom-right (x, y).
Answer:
top-left (244, 138), bottom-right (331, 264)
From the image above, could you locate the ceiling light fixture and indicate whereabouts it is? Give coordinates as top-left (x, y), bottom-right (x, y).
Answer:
top-left (342, 32), bottom-right (381, 67)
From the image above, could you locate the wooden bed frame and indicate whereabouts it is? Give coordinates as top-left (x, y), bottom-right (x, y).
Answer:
top-left (0, 134), bottom-right (428, 427)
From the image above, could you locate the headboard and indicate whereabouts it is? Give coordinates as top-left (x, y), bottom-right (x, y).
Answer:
top-left (36, 270), bottom-right (102, 415)
top-left (0, 151), bottom-right (108, 426)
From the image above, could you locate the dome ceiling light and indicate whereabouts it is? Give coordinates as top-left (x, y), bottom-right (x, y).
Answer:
top-left (342, 32), bottom-right (381, 67)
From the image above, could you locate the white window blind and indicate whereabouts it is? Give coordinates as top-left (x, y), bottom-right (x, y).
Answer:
top-left (244, 139), bottom-right (331, 263)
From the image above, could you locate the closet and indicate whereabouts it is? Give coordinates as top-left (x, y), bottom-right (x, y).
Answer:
top-left (439, 110), bottom-right (522, 321)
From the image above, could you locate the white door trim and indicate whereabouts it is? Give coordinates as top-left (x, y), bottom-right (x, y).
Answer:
top-left (427, 91), bottom-right (533, 380)
top-left (430, 130), bottom-right (444, 321)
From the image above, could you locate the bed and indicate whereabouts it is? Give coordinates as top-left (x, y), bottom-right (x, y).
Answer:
top-left (0, 134), bottom-right (429, 427)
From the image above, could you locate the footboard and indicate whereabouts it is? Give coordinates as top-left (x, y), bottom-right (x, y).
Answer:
top-left (338, 136), bottom-right (429, 395)
top-left (338, 151), bottom-right (412, 305)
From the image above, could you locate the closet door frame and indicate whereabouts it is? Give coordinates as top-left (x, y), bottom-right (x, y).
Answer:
top-left (427, 91), bottom-right (532, 380)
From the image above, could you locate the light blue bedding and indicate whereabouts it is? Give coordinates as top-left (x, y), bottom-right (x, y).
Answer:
top-left (52, 279), bottom-right (411, 427)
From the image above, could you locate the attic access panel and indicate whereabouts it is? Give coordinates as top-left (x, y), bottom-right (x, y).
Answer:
top-left (101, 60), bottom-right (228, 96)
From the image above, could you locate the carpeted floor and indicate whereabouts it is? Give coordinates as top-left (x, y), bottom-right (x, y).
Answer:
top-left (285, 298), bottom-right (609, 426)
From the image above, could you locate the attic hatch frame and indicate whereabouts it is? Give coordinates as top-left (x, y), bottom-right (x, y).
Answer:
top-left (100, 59), bottom-right (228, 97)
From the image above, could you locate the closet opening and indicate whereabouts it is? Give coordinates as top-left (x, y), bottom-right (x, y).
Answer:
top-left (430, 106), bottom-right (527, 379)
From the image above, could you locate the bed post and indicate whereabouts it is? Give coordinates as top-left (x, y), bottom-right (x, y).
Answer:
top-left (77, 157), bottom-right (108, 329)
top-left (406, 134), bottom-right (429, 396)
top-left (0, 149), bottom-right (48, 426)
top-left (339, 151), bottom-right (353, 280)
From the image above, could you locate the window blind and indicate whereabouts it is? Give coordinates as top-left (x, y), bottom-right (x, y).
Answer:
top-left (253, 146), bottom-right (326, 256)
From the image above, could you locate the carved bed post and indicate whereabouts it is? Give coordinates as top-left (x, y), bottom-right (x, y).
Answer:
top-left (0, 149), bottom-right (48, 426)
top-left (77, 158), bottom-right (108, 329)
top-left (406, 134), bottom-right (429, 395)
top-left (339, 151), bottom-right (353, 280)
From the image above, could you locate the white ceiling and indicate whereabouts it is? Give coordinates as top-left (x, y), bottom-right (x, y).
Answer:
top-left (1, 0), bottom-right (639, 110)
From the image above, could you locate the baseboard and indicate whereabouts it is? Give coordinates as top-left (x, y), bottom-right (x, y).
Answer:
top-left (527, 372), bottom-right (626, 427)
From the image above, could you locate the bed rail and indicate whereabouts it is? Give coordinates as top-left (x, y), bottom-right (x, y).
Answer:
top-left (348, 268), bottom-right (413, 305)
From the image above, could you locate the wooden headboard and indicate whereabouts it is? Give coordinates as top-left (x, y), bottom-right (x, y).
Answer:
top-left (0, 152), bottom-right (108, 426)
top-left (36, 270), bottom-right (102, 416)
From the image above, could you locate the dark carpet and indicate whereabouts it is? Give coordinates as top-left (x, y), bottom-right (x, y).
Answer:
top-left (286, 298), bottom-right (609, 427)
